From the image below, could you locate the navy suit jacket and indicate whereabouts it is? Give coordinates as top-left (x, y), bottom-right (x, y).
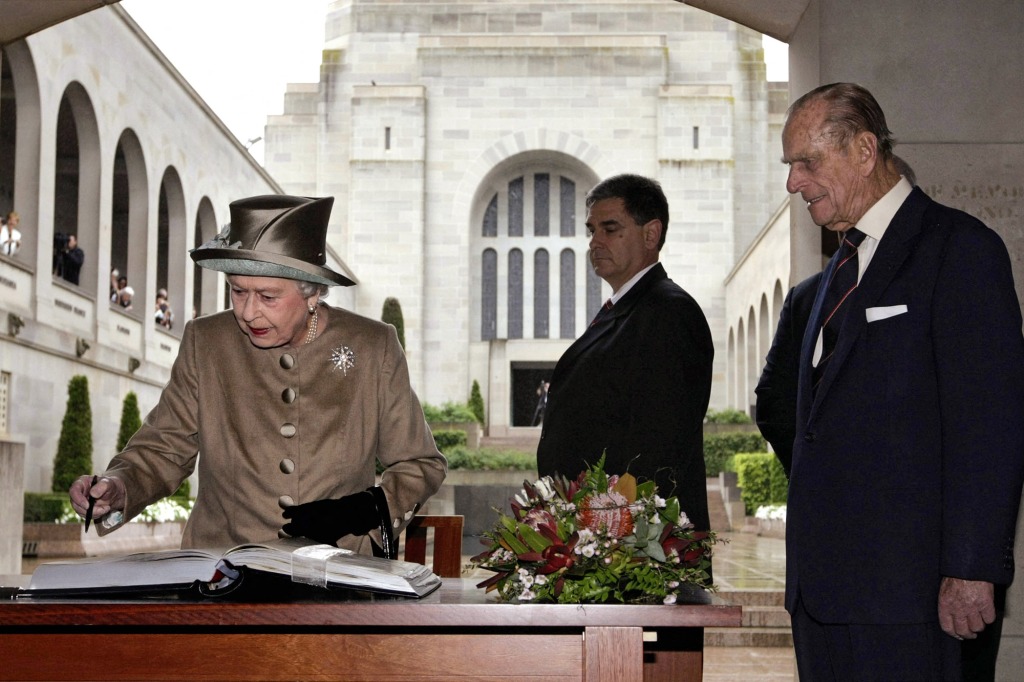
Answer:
top-left (785, 187), bottom-right (1024, 624)
top-left (755, 272), bottom-right (821, 476)
top-left (536, 263), bottom-right (714, 532)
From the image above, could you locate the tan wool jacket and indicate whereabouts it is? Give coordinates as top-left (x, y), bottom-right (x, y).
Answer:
top-left (100, 306), bottom-right (447, 552)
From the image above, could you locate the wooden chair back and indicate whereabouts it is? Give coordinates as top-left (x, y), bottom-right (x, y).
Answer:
top-left (403, 515), bottom-right (464, 578)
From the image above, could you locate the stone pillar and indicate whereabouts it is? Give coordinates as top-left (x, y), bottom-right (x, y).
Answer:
top-left (0, 439), bottom-right (25, 574)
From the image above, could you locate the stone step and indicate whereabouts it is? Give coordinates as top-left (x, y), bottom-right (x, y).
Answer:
top-left (705, 626), bottom-right (794, 648)
top-left (741, 605), bottom-right (792, 628)
top-left (716, 589), bottom-right (785, 607)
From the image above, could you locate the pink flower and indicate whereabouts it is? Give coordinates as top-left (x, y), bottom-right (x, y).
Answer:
top-left (577, 491), bottom-right (634, 538)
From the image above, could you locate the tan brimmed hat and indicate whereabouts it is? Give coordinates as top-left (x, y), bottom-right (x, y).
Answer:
top-left (190, 195), bottom-right (355, 287)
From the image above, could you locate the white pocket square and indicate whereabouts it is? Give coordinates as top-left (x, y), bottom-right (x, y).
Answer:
top-left (866, 304), bottom-right (908, 322)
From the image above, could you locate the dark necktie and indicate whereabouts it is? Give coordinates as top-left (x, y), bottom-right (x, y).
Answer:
top-left (813, 227), bottom-right (867, 392)
top-left (590, 298), bottom-right (614, 327)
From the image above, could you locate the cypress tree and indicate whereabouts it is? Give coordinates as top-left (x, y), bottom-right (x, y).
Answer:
top-left (381, 297), bottom-right (406, 350)
top-left (469, 380), bottom-right (485, 425)
top-left (52, 375), bottom-right (93, 492)
top-left (116, 391), bottom-right (142, 452)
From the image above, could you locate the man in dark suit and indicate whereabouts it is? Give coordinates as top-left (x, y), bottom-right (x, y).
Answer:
top-left (754, 271), bottom-right (820, 476)
top-left (536, 173), bottom-right (714, 535)
top-left (763, 82), bottom-right (1024, 681)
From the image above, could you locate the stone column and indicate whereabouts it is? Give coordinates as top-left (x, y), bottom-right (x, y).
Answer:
top-left (0, 439), bottom-right (25, 574)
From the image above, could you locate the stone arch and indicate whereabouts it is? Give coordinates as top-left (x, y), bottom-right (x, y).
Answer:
top-left (192, 195), bottom-right (219, 319)
top-left (0, 42), bottom-right (42, 266)
top-left (53, 81), bottom-right (101, 294)
top-left (758, 292), bottom-right (771, 383)
top-left (156, 166), bottom-right (186, 330)
top-left (466, 145), bottom-right (604, 343)
top-left (736, 316), bottom-right (746, 413)
top-left (746, 307), bottom-right (757, 417)
top-left (110, 128), bottom-right (148, 307)
top-left (727, 326), bottom-right (736, 408)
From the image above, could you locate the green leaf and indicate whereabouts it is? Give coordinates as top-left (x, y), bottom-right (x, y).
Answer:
top-left (499, 527), bottom-right (529, 555)
top-left (663, 497), bottom-right (681, 524)
top-left (518, 523), bottom-right (554, 553)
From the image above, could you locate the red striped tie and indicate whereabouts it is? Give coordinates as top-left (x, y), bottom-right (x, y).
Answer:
top-left (813, 228), bottom-right (866, 392)
top-left (590, 299), bottom-right (614, 327)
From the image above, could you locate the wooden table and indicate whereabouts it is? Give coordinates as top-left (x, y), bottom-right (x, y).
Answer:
top-left (0, 577), bottom-right (740, 681)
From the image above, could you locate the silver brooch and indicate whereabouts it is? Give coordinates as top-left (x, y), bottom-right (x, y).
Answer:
top-left (331, 346), bottom-right (356, 375)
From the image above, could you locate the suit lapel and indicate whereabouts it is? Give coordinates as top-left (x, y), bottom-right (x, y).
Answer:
top-left (809, 188), bottom-right (929, 409)
top-left (553, 264), bottom-right (667, 376)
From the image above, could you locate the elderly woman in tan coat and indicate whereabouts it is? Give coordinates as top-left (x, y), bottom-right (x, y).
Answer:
top-left (69, 195), bottom-right (446, 555)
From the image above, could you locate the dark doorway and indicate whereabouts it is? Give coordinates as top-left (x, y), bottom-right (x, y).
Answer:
top-left (511, 361), bottom-right (556, 426)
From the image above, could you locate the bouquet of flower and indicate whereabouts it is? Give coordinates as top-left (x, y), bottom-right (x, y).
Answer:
top-left (472, 455), bottom-right (720, 604)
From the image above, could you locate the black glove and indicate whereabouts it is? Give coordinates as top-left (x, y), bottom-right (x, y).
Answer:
top-left (281, 489), bottom-right (382, 545)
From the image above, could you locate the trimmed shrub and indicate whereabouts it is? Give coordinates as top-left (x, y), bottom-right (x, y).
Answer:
top-left (703, 432), bottom-right (766, 476)
top-left (52, 375), bottom-right (93, 493)
top-left (116, 391), bottom-right (142, 452)
top-left (705, 408), bottom-right (753, 424)
top-left (444, 446), bottom-right (537, 471)
top-left (423, 401), bottom-right (478, 424)
top-left (468, 380), bottom-right (486, 425)
top-left (24, 492), bottom-right (67, 522)
top-left (432, 429), bottom-right (467, 452)
top-left (381, 297), bottom-right (406, 350)
top-left (733, 452), bottom-right (787, 514)
top-left (172, 479), bottom-right (191, 500)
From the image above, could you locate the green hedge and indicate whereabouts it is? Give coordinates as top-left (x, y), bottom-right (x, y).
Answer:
top-left (432, 429), bottom-right (467, 452)
top-left (423, 401), bottom-right (478, 424)
top-left (705, 408), bottom-right (753, 424)
top-left (703, 432), bottom-right (766, 476)
top-left (23, 492), bottom-right (67, 522)
top-left (733, 452), bottom-right (788, 514)
top-left (444, 446), bottom-right (536, 471)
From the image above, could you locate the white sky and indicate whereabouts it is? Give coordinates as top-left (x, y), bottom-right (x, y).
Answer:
top-left (120, 1), bottom-right (789, 166)
top-left (119, 0), bottom-right (329, 165)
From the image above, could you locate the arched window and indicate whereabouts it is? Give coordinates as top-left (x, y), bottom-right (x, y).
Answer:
top-left (473, 158), bottom-right (599, 343)
top-left (481, 248), bottom-right (497, 340)
top-left (560, 248), bottom-right (576, 338)
top-left (508, 248), bottom-right (523, 339)
top-left (534, 249), bottom-right (549, 338)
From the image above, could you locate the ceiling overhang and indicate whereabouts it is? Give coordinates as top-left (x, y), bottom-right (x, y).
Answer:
top-left (1, 0), bottom-right (121, 46)
top-left (677, 0), bottom-right (810, 42)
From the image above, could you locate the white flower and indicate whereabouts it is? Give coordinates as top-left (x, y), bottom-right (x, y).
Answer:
top-left (755, 504), bottom-right (787, 521)
top-left (663, 594), bottom-right (677, 605)
top-left (535, 574), bottom-right (548, 585)
top-left (518, 589), bottom-right (536, 601)
top-left (534, 477), bottom-right (556, 501)
top-left (581, 545), bottom-right (596, 558)
top-left (517, 568), bottom-right (534, 586)
top-left (654, 494), bottom-right (667, 508)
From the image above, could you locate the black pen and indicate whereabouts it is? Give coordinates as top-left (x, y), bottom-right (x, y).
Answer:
top-left (84, 475), bottom-right (98, 532)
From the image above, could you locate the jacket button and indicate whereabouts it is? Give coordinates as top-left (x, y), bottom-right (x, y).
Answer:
top-left (280, 354), bottom-right (295, 369)
top-left (280, 458), bottom-right (295, 474)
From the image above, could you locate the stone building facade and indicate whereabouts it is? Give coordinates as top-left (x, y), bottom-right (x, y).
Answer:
top-left (0, 6), bottom-right (357, 492)
top-left (264, 0), bottom-right (788, 435)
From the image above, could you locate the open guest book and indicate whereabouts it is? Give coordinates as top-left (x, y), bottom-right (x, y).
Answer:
top-left (19, 536), bottom-right (442, 599)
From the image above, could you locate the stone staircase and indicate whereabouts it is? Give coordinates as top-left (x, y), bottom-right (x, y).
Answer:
top-left (705, 476), bottom-right (793, 649)
top-left (705, 589), bottom-right (793, 648)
